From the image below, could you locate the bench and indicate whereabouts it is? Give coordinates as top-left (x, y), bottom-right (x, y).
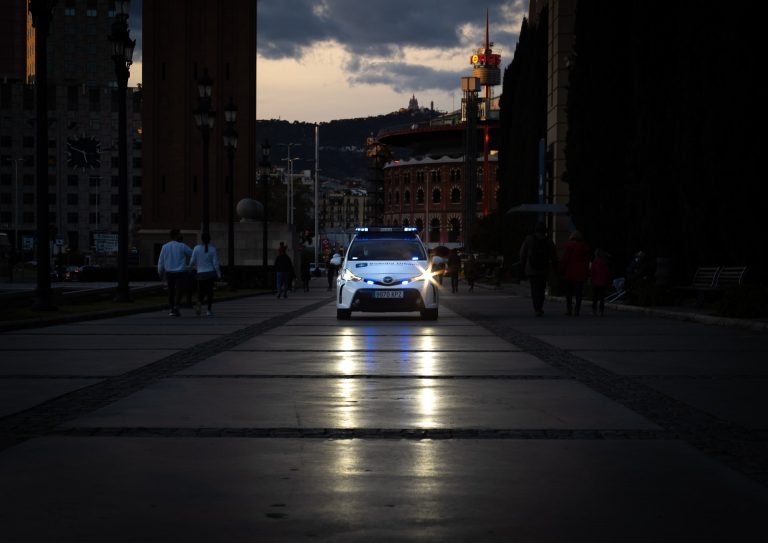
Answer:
top-left (675, 266), bottom-right (748, 307)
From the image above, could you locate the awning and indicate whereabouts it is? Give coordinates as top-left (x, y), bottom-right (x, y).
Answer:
top-left (506, 203), bottom-right (570, 215)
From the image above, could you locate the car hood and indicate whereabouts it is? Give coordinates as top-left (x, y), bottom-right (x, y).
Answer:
top-left (346, 260), bottom-right (428, 279)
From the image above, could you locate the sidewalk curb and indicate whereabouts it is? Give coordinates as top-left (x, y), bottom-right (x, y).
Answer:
top-left (476, 281), bottom-right (768, 333)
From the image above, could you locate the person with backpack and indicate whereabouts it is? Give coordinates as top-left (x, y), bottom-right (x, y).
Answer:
top-left (519, 222), bottom-right (558, 316)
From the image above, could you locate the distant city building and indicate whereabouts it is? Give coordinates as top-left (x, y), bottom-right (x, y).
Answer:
top-left (376, 110), bottom-right (500, 247)
top-left (140, 0), bottom-right (256, 265)
top-left (0, 0), bottom-right (142, 258)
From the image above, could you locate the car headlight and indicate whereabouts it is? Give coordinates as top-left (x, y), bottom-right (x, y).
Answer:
top-left (341, 268), bottom-right (363, 282)
top-left (409, 268), bottom-right (436, 283)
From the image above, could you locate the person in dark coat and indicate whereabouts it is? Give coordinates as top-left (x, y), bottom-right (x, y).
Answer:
top-left (274, 245), bottom-right (294, 299)
top-left (519, 222), bottom-right (558, 316)
top-left (590, 248), bottom-right (612, 316)
top-left (464, 254), bottom-right (477, 292)
top-left (559, 230), bottom-right (591, 316)
top-left (300, 251), bottom-right (311, 292)
top-left (447, 249), bottom-right (461, 293)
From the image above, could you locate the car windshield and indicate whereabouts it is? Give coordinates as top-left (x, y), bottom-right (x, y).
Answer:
top-left (347, 239), bottom-right (426, 261)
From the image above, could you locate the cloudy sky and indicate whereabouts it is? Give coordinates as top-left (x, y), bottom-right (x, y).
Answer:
top-left (257, 0), bottom-right (527, 122)
top-left (130, 0), bottom-right (528, 123)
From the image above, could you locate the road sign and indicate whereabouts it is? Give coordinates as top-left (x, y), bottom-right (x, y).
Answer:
top-left (94, 233), bottom-right (118, 253)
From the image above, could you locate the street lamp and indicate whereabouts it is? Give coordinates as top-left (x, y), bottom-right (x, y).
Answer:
top-left (194, 70), bottom-right (215, 238)
top-left (260, 140), bottom-right (271, 270)
top-left (223, 97), bottom-right (238, 285)
top-left (29, 0), bottom-right (58, 310)
top-left (278, 143), bottom-right (301, 225)
top-left (109, 0), bottom-right (136, 303)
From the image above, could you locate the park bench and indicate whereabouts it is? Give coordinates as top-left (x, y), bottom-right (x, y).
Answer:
top-left (675, 265), bottom-right (748, 307)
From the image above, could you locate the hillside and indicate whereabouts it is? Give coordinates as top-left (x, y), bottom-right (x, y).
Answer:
top-left (256, 109), bottom-right (440, 180)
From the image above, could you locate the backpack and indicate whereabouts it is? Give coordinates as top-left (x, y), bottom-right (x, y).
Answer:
top-left (528, 236), bottom-right (550, 269)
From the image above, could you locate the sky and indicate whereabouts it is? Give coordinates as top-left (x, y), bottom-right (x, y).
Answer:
top-left (130, 0), bottom-right (528, 123)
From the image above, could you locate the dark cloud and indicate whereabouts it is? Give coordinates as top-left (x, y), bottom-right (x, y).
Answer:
top-left (348, 61), bottom-right (466, 93)
top-left (257, 0), bottom-right (525, 92)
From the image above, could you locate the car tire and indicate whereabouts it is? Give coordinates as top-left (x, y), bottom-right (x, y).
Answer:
top-left (337, 308), bottom-right (352, 320)
top-left (420, 308), bottom-right (438, 321)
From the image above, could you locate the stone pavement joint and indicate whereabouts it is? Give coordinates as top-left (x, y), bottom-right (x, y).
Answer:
top-left (0, 297), bottom-right (332, 451)
top-left (51, 427), bottom-right (676, 440)
top-left (442, 299), bottom-right (768, 487)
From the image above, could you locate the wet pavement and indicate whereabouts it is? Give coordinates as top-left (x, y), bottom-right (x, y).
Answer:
top-left (0, 285), bottom-right (767, 542)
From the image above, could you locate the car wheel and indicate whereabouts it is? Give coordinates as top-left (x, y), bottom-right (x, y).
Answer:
top-left (337, 308), bottom-right (352, 320)
top-left (420, 308), bottom-right (438, 321)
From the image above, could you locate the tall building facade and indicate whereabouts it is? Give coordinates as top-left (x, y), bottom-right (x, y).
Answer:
top-left (0, 0), bottom-right (142, 259)
top-left (140, 0), bottom-right (256, 264)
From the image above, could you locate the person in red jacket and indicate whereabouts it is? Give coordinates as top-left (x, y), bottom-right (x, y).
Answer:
top-left (559, 230), bottom-right (591, 316)
top-left (590, 248), bottom-right (612, 316)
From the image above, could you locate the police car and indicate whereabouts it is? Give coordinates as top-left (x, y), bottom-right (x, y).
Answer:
top-left (336, 227), bottom-right (439, 320)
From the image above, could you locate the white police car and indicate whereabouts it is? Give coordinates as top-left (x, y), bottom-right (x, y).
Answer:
top-left (336, 227), bottom-right (439, 320)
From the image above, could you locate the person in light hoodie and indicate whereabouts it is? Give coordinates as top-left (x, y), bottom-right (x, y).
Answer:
top-left (157, 228), bottom-right (192, 317)
top-left (189, 232), bottom-right (222, 317)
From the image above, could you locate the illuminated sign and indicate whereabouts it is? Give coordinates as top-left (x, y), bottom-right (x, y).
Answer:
top-left (470, 54), bottom-right (501, 66)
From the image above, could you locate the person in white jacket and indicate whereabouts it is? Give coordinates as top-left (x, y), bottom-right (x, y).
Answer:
top-left (157, 228), bottom-right (192, 316)
top-left (189, 232), bottom-right (221, 316)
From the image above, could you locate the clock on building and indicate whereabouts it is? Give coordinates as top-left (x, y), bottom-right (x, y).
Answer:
top-left (67, 136), bottom-right (102, 170)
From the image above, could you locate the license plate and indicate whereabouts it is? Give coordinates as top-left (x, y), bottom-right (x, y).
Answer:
top-left (373, 290), bottom-right (404, 299)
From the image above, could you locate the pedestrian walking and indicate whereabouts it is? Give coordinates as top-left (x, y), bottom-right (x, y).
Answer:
top-left (275, 245), bottom-right (294, 299)
top-left (447, 249), bottom-right (461, 293)
top-left (519, 222), bottom-right (558, 317)
top-left (431, 253), bottom-right (447, 285)
top-left (300, 251), bottom-right (311, 292)
top-left (590, 248), bottom-right (612, 316)
top-left (464, 254), bottom-right (477, 292)
top-left (327, 250), bottom-right (341, 291)
top-left (157, 228), bottom-right (192, 316)
top-left (189, 232), bottom-right (221, 317)
top-left (559, 230), bottom-right (591, 316)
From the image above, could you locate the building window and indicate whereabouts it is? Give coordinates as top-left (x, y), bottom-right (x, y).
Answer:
top-left (23, 193), bottom-right (34, 204)
top-left (132, 195), bottom-right (142, 206)
top-left (110, 194), bottom-right (119, 205)
top-left (451, 187), bottom-right (461, 203)
top-left (132, 157), bottom-right (142, 168)
top-left (404, 190), bottom-right (410, 204)
top-left (89, 212), bottom-right (98, 224)
top-left (89, 194), bottom-right (98, 205)
top-left (67, 212), bottom-right (78, 224)
top-left (48, 193), bottom-right (56, 204)
top-left (0, 136), bottom-right (11, 147)
top-left (111, 175), bottom-right (119, 187)
top-left (0, 211), bottom-right (11, 223)
top-left (89, 88), bottom-right (100, 112)
top-left (86, 0), bottom-right (97, 16)
top-left (476, 187), bottom-right (483, 203)
top-left (432, 188), bottom-right (441, 204)
top-left (429, 218), bottom-right (440, 243)
top-left (132, 176), bottom-right (142, 187)
top-left (23, 211), bottom-right (34, 223)
top-left (23, 136), bottom-right (34, 148)
top-left (111, 157), bottom-right (119, 168)
top-left (416, 189), bottom-right (424, 204)
top-left (0, 174), bottom-right (11, 185)
top-left (67, 175), bottom-right (79, 187)
top-left (67, 85), bottom-right (79, 111)
top-left (449, 218), bottom-right (461, 242)
top-left (23, 174), bottom-right (34, 186)
top-left (66, 194), bottom-right (78, 206)
top-left (0, 193), bottom-right (11, 204)
top-left (111, 213), bottom-right (119, 224)
top-left (395, 191), bottom-right (399, 204)
top-left (89, 176), bottom-right (100, 187)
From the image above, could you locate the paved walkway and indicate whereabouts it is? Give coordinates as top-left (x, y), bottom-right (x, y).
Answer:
top-left (0, 285), bottom-right (766, 542)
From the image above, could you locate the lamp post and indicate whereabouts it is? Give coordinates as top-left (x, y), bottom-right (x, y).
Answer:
top-left (260, 140), bottom-right (271, 269)
top-left (109, 0), bottom-right (136, 303)
top-left (29, 0), bottom-right (57, 310)
top-left (194, 70), bottom-right (215, 238)
top-left (223, 97), bottom-right (238, 285)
